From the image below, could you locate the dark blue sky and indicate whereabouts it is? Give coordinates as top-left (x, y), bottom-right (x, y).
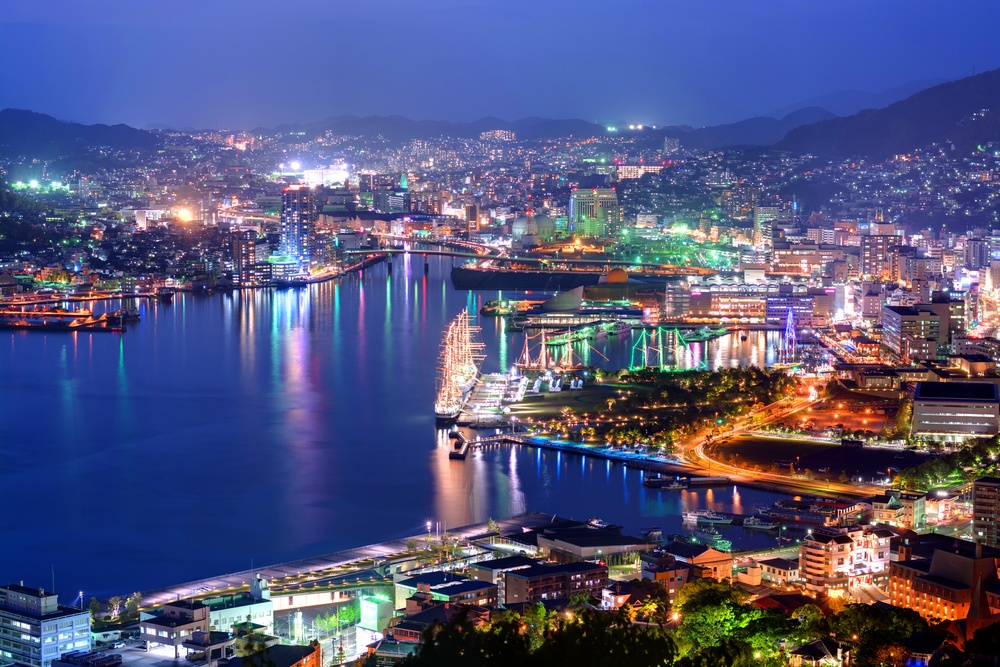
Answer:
top-left (1, 0), bottom-right (998, 130)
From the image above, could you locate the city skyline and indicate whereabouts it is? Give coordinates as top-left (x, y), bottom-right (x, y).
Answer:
top-left (1, 0), bottom-right (999, 130)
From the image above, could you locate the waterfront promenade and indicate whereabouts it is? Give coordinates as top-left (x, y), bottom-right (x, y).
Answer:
top-left (140, 513), bottom-right (559, 607)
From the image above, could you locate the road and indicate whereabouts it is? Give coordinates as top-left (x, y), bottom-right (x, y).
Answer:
top-left (674, 385), bottom-right (881, 498)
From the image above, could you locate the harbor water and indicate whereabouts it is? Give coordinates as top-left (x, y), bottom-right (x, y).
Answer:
top-left (0, 254), bottom-right (792, 596)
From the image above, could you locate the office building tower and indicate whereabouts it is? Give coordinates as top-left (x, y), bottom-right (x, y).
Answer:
top-left (753, 206), bottom-right (783, 253)
top-left (0, 584), bottom-right (91, 667)
top-left (279, 186), bottom-right (316, 274)
top-left (569, 188), bottom-right (621, 237)
top-left (965, 238), bottom-right (990, 270)
top-left (973, 476), bottom-right (1000, 547)
top-left (231, 230), bottom-right (257, 286)
top-left (880, 305), bottom-right (941, 361)
top-left (861, 235), bottom-right (894, 279)
top-left (465, 204), bottom-right (479, 233)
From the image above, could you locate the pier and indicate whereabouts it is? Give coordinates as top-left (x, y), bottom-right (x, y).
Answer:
top-left (138, 513), bottom-right (564, 608)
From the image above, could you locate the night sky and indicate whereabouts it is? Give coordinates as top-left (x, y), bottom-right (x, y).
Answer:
top-left (1, 0), bottom-right (999, 129)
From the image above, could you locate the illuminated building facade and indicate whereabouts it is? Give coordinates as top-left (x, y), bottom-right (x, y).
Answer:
top-left (615, 164), bottom-right (664, 180)
top-left (279, 186), bottom-right (316, 274)
top-left (231, 230), bottom-right (256, 286)
top-left (860, 235), bottom-right (894, 279)
top-left (798, 526), bottom-right (894, 597)
top-left (0, 584), bottom-right (91, 667)
top-left (753, 205), bottom-right (782, 253)
top-left (569, 188), bottom-right (620, 237)
top-left (465, 204), bottom-right (479, 233)
top-left (880, 305), bottom-right (940, 362)
top-left (973, 476), bottom-right (1000, 547)
top-left (911, 381), bottom-right (1000, 439)
top-left (888, 544), bottom-right (1000, 623)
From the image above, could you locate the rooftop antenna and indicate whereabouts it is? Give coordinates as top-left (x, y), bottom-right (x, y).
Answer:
top-left (51, 565), bottom-right (55, 594)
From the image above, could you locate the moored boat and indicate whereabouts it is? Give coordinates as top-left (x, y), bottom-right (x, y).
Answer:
top-left (690, 527), bottom-right (732, 551)
top-left (682, 509), bottom-right (733, 524)
top-left (742, 515), bottom-right (779, 530)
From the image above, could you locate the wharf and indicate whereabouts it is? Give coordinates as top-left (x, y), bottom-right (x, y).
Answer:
top-left (138, 512), bottom-right (563, 607)
top-left (456, 373), bottom-right (525, 427)
top-left (453, 434), bottom-right (855, 499)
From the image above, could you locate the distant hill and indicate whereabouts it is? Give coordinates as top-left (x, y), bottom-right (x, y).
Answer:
top-left (667, 107), bottom-right (837, 150)
top-left (266, 115), bottom-right (608, 141)
top-left (267, 109), bottom-right (834, 148)
top-left (775, 68), bottom-right (1000, 158)
top-left (0, 109), bottom-right (161, 158)
top-left (769, 78), bottom-right (950, 118)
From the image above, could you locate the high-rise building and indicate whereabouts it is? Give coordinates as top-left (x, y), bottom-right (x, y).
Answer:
top-left (465, 204), bottom-right (479, 233)
top-left (0, 584), bottom-right (91, 667)
top-left (880, 305), bottom-right (941, 361)
top-left (965, 238), bottom-right (990, 270)
top-left (231, 230), bottom-right (257, 286)
top-left (861, 235), bottom-right (894, 279)
top-left (753, 206), bottom-right (783, 253)
top-left (569, 188), bottom-right (621, 237)
top-left (973, 476), bottom-right (1000, 547)
top-left (279, 186), bottom-right (316, 274)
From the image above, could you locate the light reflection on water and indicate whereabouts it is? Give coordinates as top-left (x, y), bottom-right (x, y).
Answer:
top-left (0, 257), bottom-right (790, 596)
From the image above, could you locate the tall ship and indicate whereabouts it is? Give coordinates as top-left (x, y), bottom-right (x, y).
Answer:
top-left (434, 309), bottom-right (485, 423)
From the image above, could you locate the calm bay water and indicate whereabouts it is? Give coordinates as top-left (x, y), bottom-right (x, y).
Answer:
top-left (0, 255), bottom-right (791, 597)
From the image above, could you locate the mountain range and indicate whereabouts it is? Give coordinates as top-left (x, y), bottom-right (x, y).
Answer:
top-left (768, 78), bottom-right (951, 119)
top-left (3, 67), bottom-right (1000, 162)
top-left (0, 108), bottom-right (161, 159)
top-left (776, 68), bottom-right (1000, 158)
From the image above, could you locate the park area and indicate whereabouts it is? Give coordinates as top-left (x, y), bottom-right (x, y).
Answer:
top-left (707, 435), bottom-right (932, 484)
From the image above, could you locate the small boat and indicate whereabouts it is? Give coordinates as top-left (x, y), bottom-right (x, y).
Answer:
top-left (112, 307), bottom-right (141, 321)
top-left (742, 516), bottom-right (778, 530)
top-left (156, 287), bottom-right (174, 303)
top-left (740, 334), bottom-right (748, 341)
top-left (682, 509), bottom-right (733, 525)
top-left (587, 518), bottom-right (623, 533)
top-left (604, 320), bottom-right (631, 336)
top-left (691, 527), bottom-right (732, 551)
top-left (640, 527), bottom-right (662, 543)
top-left (643, 475), bottom-right (688, 490)
top-left (480, 299), bottom-right (513, 316)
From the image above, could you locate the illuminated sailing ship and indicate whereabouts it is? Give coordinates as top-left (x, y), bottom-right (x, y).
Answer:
top-left (434, 309), bottom-right (485, 423)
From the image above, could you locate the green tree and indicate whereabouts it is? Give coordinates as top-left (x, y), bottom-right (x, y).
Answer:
top-left (107, 596), bottom-right (122, 620)
top-left (125, 592), bottom-right (142, 616)
top-left (674, 579), bottom-right (758, 651)
top-left (88, 597), bottom-right (101, 618)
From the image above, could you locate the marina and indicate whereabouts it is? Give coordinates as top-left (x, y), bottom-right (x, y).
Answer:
top-left (1, 256), bottom-right (801, 596)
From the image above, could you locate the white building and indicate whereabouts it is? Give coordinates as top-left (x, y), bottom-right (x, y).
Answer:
top-left (0, 584), bottom-right (91, 667)
top-left (798, 526), bottom-right (895, 598)
top-left (912, 381), bottom-right (1000, 439)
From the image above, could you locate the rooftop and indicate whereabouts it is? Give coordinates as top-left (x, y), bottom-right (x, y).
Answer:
top-left (914, 381), bottom-right (999, 402)
top-left (227, 644), bottom-right (317, 667)
top-left (468, 556), bottom-right (538, 571)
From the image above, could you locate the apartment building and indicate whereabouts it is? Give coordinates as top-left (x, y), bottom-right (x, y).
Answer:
top-left (503, 562), bottom-right (607, 605)
top-left (973, 476), bottom-right (1000, 547)
top-left (0, 584), bottom-right (90, 667)
top-left (798, 526), bottom-right (894, 597)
